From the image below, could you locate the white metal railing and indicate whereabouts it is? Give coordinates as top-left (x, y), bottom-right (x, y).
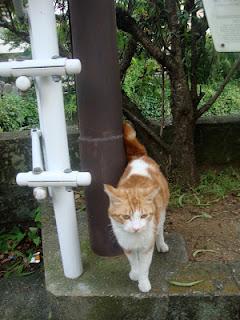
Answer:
top-left (17, 170), bottom-right (91, 187)
top-left (0, 0), bottom-right (92, 279)
top-left (0, 58), bottom-right (81, 77)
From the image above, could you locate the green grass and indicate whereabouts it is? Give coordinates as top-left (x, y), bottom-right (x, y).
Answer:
top-left (170, 167), bottom-right (240, 208)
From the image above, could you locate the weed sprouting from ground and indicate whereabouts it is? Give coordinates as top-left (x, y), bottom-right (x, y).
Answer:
top-left (170, 167), bottom-right (240, 208)
top-left (0, 208), bottom-right (42, 278)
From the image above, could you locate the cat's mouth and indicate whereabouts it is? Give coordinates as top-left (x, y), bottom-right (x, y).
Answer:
top-left (128, 226), bottom-right (145, 234)
top-left (133, 229), bottom-right (140, 233)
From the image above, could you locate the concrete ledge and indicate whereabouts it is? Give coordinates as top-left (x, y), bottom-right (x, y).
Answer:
top-left (41, 203), bottom-right (240, 320)
top-left (0, 271), bottom-right (50, 320)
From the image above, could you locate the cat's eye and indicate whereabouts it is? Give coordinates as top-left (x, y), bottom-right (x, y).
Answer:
top-left (123, 215), bottom-right (130, 220)
top-left (141, 214), bottom-right (148, 219)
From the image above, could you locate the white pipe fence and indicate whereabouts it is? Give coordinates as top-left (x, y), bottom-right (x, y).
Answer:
top-left (0, 0), bottom-right (92, 279)
top-left (0, 58), bottom-right (81, 77)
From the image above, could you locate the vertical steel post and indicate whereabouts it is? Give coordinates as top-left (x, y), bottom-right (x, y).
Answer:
top-left (27, 0), bottom-right (82, 278)
top-left (69, 0), bottom-right (126, 256)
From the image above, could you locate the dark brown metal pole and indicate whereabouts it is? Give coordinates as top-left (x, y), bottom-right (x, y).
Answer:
top-left (68, 0), bottom-right (126, 256)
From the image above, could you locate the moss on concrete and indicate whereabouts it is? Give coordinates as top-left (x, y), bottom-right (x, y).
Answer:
top-left (41, 202), bottom-right (240, 319)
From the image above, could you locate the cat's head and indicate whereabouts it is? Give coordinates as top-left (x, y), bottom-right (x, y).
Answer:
top-left (104, 184), bottom-right (159, 233)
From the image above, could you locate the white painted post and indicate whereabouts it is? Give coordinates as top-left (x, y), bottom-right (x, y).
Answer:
top-left (27, 0), bottom-right (83, 278)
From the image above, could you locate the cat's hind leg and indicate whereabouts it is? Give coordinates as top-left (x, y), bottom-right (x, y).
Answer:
top-left (156, 209), bottom-right (169, 253)
top-left (125, 250), bottom-right (139, 281)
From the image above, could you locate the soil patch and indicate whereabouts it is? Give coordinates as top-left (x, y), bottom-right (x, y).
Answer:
top-left (166, 194), bottom-right (240, 262)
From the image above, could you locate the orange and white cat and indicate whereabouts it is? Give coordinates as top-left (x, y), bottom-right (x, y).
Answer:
top-left (104, 122), bottom-right (169, 293)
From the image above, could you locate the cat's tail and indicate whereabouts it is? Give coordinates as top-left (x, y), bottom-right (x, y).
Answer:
top-left (123, 121), bottom-right (147, 161)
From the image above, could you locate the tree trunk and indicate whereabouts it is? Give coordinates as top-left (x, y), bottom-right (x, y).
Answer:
top-left (169, 68), bottom-right (199, 187)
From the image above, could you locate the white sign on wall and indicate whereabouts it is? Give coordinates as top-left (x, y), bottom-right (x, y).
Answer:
top-left (202, 0), bottom-right (240, 52)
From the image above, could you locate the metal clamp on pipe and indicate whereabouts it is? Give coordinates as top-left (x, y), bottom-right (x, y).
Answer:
top-left (0, 58), bottom-right (81, 77)
top-left (16, 171), bottom-right (91, 187)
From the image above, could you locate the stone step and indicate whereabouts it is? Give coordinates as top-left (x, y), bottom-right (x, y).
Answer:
top-left (42, 202), bottom-right (240, 320)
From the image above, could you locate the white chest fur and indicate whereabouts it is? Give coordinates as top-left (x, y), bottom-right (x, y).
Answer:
top-left (111, 218), bottom-right (155, 251)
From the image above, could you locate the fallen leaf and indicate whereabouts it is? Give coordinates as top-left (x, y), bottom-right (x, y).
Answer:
top-left (187, 212), bottom-right (212, 223)
top-left (168, 280), bottom-right (204, 287)
top-left (193, 249), bottom-right (217, 258)
top-left (178, 194), bottom-right (185, 207)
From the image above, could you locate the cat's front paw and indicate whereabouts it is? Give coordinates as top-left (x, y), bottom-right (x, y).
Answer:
top-left (156, 241), bottom-right (169, 253)
top-left (129, 270), bottom-right (139, 281)
top-left (138, 279), bottom-right (151, 292)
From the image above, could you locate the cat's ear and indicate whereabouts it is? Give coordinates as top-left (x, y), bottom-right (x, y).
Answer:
top-left (104, 184), bottom-right (123, 204)
top-left (144, 187), bottom-right (160, 201)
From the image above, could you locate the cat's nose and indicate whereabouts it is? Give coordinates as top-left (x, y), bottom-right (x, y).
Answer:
top-left (133, 226), bottom-right (140, 232)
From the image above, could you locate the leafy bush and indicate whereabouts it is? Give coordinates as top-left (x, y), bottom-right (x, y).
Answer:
top-left (200, 80), bottom-right (240, 117)
top-left (0, 92), bottom-right (38, 132)
top-left (123, 54), bottom-right (240, 120)
top-left (64, 93), bottom-right (77, 122)
top-left (123, 56), bottom-right (171, 119)
top-left (0, 90), bottom-right (77, 132)
top-left (210, 51), bottom-right (240, 81)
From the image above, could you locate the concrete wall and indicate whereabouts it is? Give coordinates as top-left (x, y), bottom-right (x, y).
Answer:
top-left (0, 116), bottom-right (239, 224)
top-left (0, 127), bottom-right (80, 224)
top-left (195, 116), bottom-right (240, 165)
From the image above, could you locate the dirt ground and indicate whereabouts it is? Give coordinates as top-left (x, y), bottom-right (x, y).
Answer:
top-left (166, 194), bottom-right (240, 262)
top-left (76, 188), bottom-right (240, 263)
